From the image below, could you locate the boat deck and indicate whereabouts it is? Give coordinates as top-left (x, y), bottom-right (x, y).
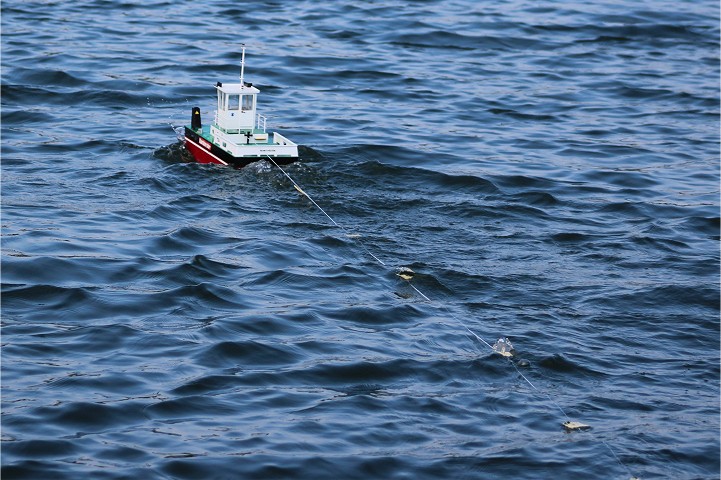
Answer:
top-left (200, 124), bottom-right (280, 146)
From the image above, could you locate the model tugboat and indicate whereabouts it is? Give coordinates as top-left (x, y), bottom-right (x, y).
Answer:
top-left (184, 46), bottom-right (299, 167)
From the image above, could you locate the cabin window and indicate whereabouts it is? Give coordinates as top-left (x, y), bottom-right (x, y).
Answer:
top-left (217, 92), bottom-right (225, 111)
top-left (228, 94), bottom-right (240, 110)
top-left (242, 95), bottom-right (254, 111)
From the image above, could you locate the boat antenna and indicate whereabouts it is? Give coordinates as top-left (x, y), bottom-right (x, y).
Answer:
top-left (240, 44), bottom-right (246, 87)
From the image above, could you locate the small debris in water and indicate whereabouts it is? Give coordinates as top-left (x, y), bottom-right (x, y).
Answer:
top-left (293, 184), bottom-right (308, 197)
top-left (492, 337), bottom-right (514, 357)
top-left (396, 267), bottom-right (415, 280)
top-left (516, 358), bottom-right (530, 367)
top-left (562, 421), bottom-right (591, 431)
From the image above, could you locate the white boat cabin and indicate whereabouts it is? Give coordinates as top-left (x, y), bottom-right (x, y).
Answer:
top-left (214, 82), bottom-right (259, 134)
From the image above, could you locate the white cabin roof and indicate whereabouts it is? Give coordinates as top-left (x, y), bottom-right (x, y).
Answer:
top-left (215, 82), bottom-right (260, 95)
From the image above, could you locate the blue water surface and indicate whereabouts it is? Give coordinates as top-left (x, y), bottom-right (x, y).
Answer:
top-left (2, 1), bottom-right (719, 479)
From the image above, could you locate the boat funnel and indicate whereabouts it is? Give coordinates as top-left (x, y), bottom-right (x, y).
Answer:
top-left (191, 107), bottom-right (202, 130)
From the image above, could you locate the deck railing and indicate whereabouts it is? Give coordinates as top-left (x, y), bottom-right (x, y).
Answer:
top-left (256, 114), bottom-right (267, 132)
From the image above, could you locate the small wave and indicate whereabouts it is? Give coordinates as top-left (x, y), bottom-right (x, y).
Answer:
top-left (386, 30), bottom-right (557, 51)
top-left (1, 283), bottom-right (95, 312)
top-left (195, 340), bottom-right (302, 369)
top-left (575, 23), bottom-right (713, 46)
top-left (28, 401), bottom-right (146, 432)
top-left (585, 284), bottom-right (719, 313)
top-left (681, 216), bottom-right (720, 239)
top-left (144, 395), bottom-right (236, 420)
top-left (345, 157), bottom-right (499, 196)
top-left (147, 226), bottom-right (236, 255)
top-left (1, 439), bottom-right (78, 458)
top-left (537, 353), bottom-right (606, 377)
top-left (488, 108), bottom-right (559, 122)
top-left (509, 191), bottom-right (560, 206)
top-left (13, 68), bottom-right (89, 88)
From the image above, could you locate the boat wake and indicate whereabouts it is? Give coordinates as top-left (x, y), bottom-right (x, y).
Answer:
top-left (153, 139), bottom-right (191, 164)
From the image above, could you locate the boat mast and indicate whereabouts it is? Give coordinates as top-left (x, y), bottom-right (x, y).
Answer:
top-left (239, 45), bottom-right (246, 133)
top-left (239, 45), bottom-right (246, 87)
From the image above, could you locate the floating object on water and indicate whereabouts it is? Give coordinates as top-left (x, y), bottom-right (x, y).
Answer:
top-left (563, 421), bottom-right (591, 431)
top-left (293, 184), bottom-right (307, 197)
top-left (492, 337), bottom-right (515, 357)
top-left (183, 45), bottom-right (299, 168)
top-left (396, 267), bottom-right (415, 280)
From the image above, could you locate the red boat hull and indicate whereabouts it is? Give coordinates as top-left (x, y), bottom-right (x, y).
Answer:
top-left (184, 135), bottom-right (228, 166)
